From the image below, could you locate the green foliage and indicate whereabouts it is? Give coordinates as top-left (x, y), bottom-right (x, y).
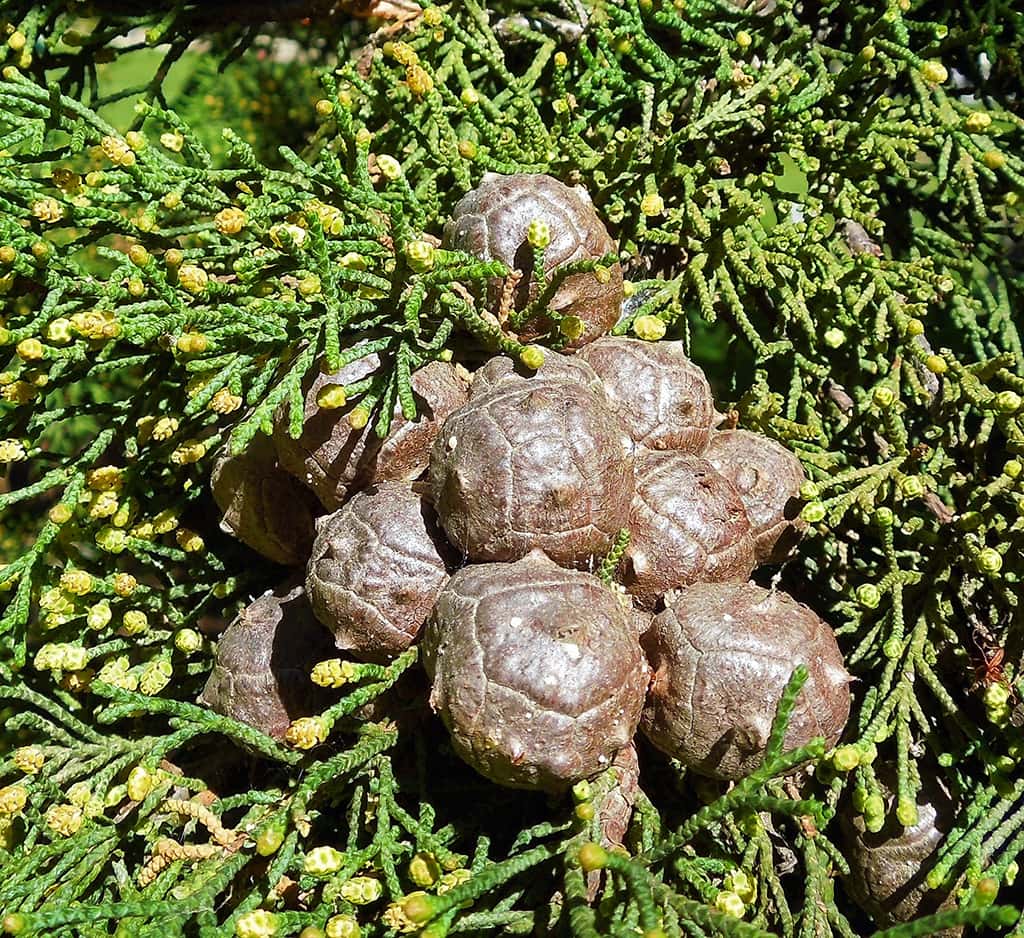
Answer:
top-left (2, 0), bottom-right (1024, 936)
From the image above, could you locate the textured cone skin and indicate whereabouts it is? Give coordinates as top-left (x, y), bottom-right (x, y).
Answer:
top-left (210, 434), bottom-right (318, 566)
top-left (306, 482), bottom-right (451, 662)
top-left (641, 582), bottom-right (851, 779)
top-left (423, 550), bottom-right (649, 792)
top-left (430, 375), bottom-right (635, 565)
top-left (704, 429), bottom-right (807, 563)
top-left (198, 578), bottom-right (335, 740)
top-left (576, 338), bottom-right (717, 453)
top-left (623, 451), bottom-right (756, 610)
top-left (469, 351), bottom-right (606, 400)
top-left (444, 173), bottom-right (623, 347)
top-left (274, 353), bottom-right (468, 511)
top-left (839, 770), bottom-right (962, 938)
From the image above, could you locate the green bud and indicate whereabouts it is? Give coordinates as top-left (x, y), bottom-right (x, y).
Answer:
top-left (305, 845), bottom-right (345, 875)
top-left (520, 345), bottom-right (546, 370)
top-left (559, 316), bottom-right (586, 342)
top-left (873, 506), bottom-right (895, 527)
top-left (408, 852), bottom-right (441, 887)
top-left (883, 637), bottom-right (903, 659)
top-left (831, 745), bottom-right (861, 772)
top-left (976, 547), bottom-right (1003, 576)
top-left (1004, 459), bottom-right (1022, 479)
top-left (984, 682), bottom-right (1011, 708)
top-left (872, 386), bottom-right (896, 409)
top-left (714, 890), bottom-right (746, 918)
top-left (898, 475), bottom-right (924, 498)
top-left (256, 822), bottom-right (285, 857)
top-left (405, 240), bottom-right (436, 273)
top-left (526, 218), bottom-right (551, 250)
top-left (571, 780), bottom-right (592, 803)
top-left (823, 327), bottom-right (846, 348)
top-left (856, 584), bottom-right (881, 609)
top-left (863, 794), bottom-right (885, 832)
top-left (995, 390), bottom-right (1022, 414)
top-left (800, 502), bottom-right (826, 524)
top-left (799, 481), bottom-right (820, 501)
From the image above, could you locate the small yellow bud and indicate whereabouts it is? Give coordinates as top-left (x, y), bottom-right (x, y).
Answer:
top-left (347, 406), bottom-right (370, 430)
top-left (982, 150), bottom-right (1006, 170)
top-left (138, 658), bottom-right (173, 695)
top-left (16, 338), bottom-right (45, 361)
top-left (160, 131), bottom-right (185, 152)
top-left (325, 914), bottom-right (361, 938)
top-left (177, 264), bottom-right (209, 295)
top-left (633, 314), bottom-right (666, 341)
top-left (235, 910), bottom-right (279, 938)
top-left (340, 876), bottom-right (384, 905)
top-left (0, 785), bottom-right (29, 815)
top-left (113, 573), bottom-right (137, 597)
top-left (0, 246), bottom-right (16, 265)
top-left (405, 239), bottom-right (436, 272)
top-left (88, 491), bottom-right (120, 519)
top-left (406, 64), bottom-right (434, 96)
top-left (177, 332), bottom-right (208, 354)
top-left (925, 354), bottom-right (947, 374)
top-left (47, 317), bottom-right (73, 343)
top-left (153, 509), bottom-right (179, 534)
top-left (526, 218), bottom-right (551, 249)
top-left (12, 747), bottom-right (45, 775)
top-left (304, 845), bottom-right (345, 875)
top-left (60, 569), bottom-right (94, 596)
top-left (269, 223), bottom-right (307, 250)
top-left (640, 192), bottom-right (665, 216)
top-left (384, 40), bottom-right (419, 65)
top-left (964, 111), bottom-right (992, 133)
top-left (210, 388), bottom-right (242, 414)
top-left (87, 601), bottom-right (112, 630)
top-left (175, 628), bottom-right (203, 654)
top-left (215, 206), bottom-right (247, 235)
top-left (460, 88), bottom-right (480, 106)
top-left (32, 198), bottom-right (64, 224)
top-left (170, 439), bottom-right (207, 465)
top-left (316, 385), bottom-right (349, 410)
top-left (151, 416), bottom-right (179, 441)
top-left (376, 154), bottom-right (403, 180)
top-left (311, 658), bottom-right (358, 687)
top-left (94, 522), bottom-right (126, 553)
top-left (285, 716), bottom-right (330, 749)
top-left (125, 131), bottom-right (146, 152)
top-left (126, 765), bottom-right (154, 802)
top-left (0, 439), bottom-right (27, 463)
top-left (520, 345), bottom-right (546, 370)
top-left (714, 890), bottom-right (746, 918)
top-left (45, 803), bottom-right (84, 837)
top-left (122, 609), bottom-right (149, 635)
top-left (165, 248), bottom-right (183, 267)
top-left (87, 466), bottom-right (124, 491)
top-left (408, 852), bottom-right (442, 887)
top-left (920, 60), bottom-right (947, 84)
top-left (316, 98), bottom-right (335, 117)
top-left (176, 528), bottom-right (205, 553)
